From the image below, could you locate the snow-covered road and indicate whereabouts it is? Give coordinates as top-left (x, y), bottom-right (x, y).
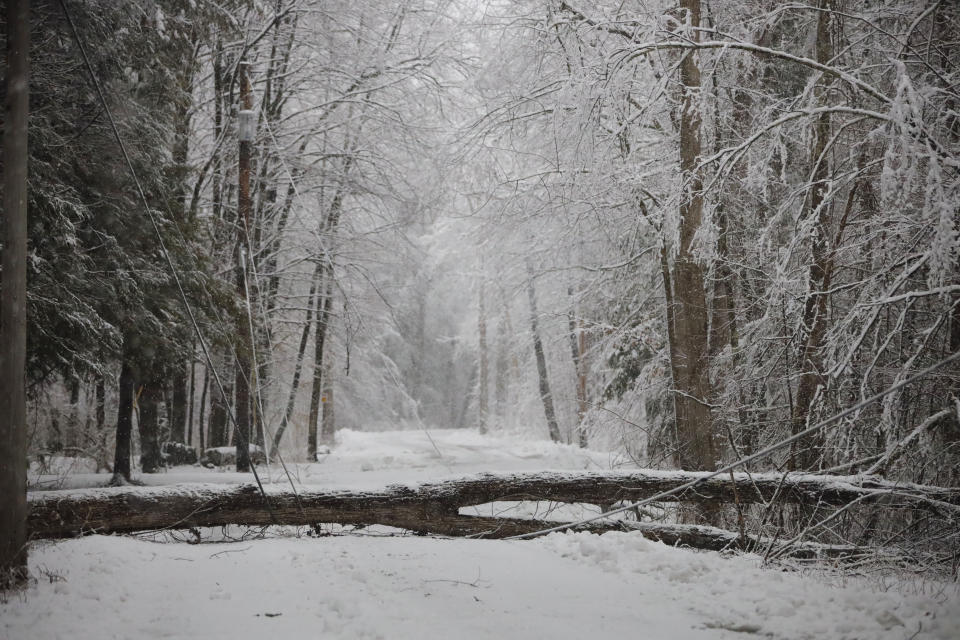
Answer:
top-left (6, 429), bottom-right (960, 639)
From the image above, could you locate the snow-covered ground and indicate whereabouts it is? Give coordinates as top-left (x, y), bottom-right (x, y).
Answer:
top-left (7, 429), bottom-right (960, 639)
top-left (28, 428), bottom-right (615, 492)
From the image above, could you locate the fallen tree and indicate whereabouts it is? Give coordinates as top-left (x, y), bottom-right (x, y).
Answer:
top-left (28, 470), bottom-right (959, 547)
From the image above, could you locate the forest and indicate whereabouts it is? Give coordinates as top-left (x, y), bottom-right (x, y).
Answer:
top-left (1, 0), bottom-right (960, 637)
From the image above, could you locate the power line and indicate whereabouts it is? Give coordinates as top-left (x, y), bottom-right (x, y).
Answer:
top-left (57, 0), bottom-right (277, 521)
top-left (508, 348), bottom-right (960, 540)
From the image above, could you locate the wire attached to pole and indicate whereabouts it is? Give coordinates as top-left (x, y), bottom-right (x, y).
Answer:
top-left (58, 0), bottom-right (277, 523)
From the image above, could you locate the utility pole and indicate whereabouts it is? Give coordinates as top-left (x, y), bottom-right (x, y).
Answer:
top-left (1, 0), bottom-right (30, 588)
top-left (235, 60), bottom-right (254, 473)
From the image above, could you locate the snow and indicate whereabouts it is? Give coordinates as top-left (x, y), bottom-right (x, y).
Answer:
top-left (8, 428), bottom-right (960, 639)
top-left (28, 428), bottom-right (612, 492)
top-left (4, 529), bottom-right (958, 640)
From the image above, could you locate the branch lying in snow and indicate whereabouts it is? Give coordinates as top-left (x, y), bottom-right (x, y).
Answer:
top-left (27, 469), bottom-right (960, 541)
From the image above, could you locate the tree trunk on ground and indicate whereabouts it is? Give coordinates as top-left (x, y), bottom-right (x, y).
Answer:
top-left (112, 353), bottom-right (135, 482)
top-left (138, 381), bottom-right (163, 474)
top-left (668, 0), bottom-right (716, 475)
top-left (29, 470), bottom-right (959, 545)
top-left (0, 0), bottom-right (29, 587)
top-left (526, 259), bottom-right (561, 442)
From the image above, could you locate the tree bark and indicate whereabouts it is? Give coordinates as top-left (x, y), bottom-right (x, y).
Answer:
top-left (112, 352), bottom-right (135, 482)
top-left (308, 274), bottom-right (334, 460)
top-left (791, 1), bottom-right (833, 472)
top-left (28, 470), bottom-right (958, 541)
top-left (320, 355), bottom-right (336, 447)
top-left (494, 280), bottom-right (515, 424)
top-left (526, 260), bottom-right (562, 442)
top-left (1, 0), bottom-right (29, 587)
top-left (234, 61), bottom-right (254, 473)
top-left (478, 270), bottom-right (489, 434)
top-left (186, 356), bottom-right (196, 447)
top-left (95, 376), bottom-right (106, 434)
top-left (137, 381), bottom-right (163, 474)
top-left (567, 286), bottom-right (588, 447)
top-left (207, 356), bottom-right (230, 448)
top-left (307, 152), bottom-right (352, 459)
top-left (170, 367), bottom-right (188, 444)
top-left (668, 0), bottom-right (716, 473)
top-left (197, 366), bottom-right (208, 452)
top-left (272, 264), bottom-right (320, 454)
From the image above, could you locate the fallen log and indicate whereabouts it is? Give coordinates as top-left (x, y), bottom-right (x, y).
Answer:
top-left (451, 517), bottom-right (866, 560)
top-left (26, 484), bottom-right (866, 560)
top-left (28, 469), bottom-right (959, 541)
top-left (423, 470), bottom-right (960, 511)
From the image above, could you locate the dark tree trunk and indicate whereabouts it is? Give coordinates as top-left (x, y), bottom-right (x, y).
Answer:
top-left (234, 348), bottom-right (252, 472)
top-left (138, 381), bottom-right (163, 474)
top-left (567, 286), bottom-right (588, 447)
top-left (186, 357), bottom-right (196, 447)
top-left (320, 357), bottom-right (336, 447)
top-left (791, 1), bottom-right (833, 472)
top-left (198, 366), bottom-right (208, 451)
top-left (0, 0), bottom-right (29, 587)
top-left (65, 377), bottom-right (81, 450)
top-left (169, 366), bottom-right (188, 444)
top-left (668, 0), bottom-right (716, 475)
top-left (95, 376), bottom-right (106, 433)
top-left (478, 271), bottom-right (489, 434)
top-left (308, 276), bottom-right (334, 460)
top-left (29, 471), bottom-right (958, 549)
top-left (234, 60), bottom-right (254, 474)
top-left (207, 357), bottom-right (230, 448)
top-left (526, 259), bottom-right (561, 442)
top-left (272, 264), bottom-right (320, 454)
top-left (112, 354), bottom-right (135, 482)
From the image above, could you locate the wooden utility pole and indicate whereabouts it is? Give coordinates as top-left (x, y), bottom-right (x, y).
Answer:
top-left (1, 0), bottom-right (30, 588)
top-left (235, 60), bottom-right (254, 473)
